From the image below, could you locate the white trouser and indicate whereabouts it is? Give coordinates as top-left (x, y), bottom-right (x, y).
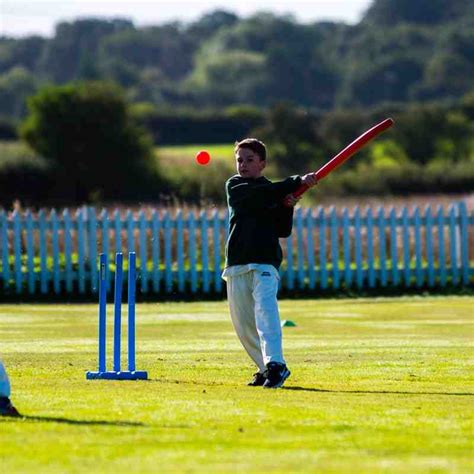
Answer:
top-left (224, 265), bottom-right (285, 372)
top-left (0, 360), bottom-right (11, 398)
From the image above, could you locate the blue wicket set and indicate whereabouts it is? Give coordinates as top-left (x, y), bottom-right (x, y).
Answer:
top-left (86, 252), bottom-right (148, 380)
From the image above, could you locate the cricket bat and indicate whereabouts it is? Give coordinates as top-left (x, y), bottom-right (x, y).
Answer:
top-left (284, 118), bottom-right (394, 206)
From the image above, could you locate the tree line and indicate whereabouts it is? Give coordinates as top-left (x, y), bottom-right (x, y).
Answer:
top-left (0, 0), bottom-right (473, 124)
top-left (0, 0), bottom-right (473, 206)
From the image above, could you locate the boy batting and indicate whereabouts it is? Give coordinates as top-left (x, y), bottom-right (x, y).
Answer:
top-left (223, 138), bottom-right (317, 388)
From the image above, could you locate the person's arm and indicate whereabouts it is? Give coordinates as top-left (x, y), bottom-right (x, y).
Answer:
top-left (275, 173), bottom-right (317, 236)
top-left (227, 176), bottom-right (301, 212)
top-left (275, 204), bottom-right (295, 238)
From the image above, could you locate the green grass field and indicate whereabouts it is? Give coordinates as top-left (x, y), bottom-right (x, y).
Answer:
top-left (1, 297), bottom-right (473, 473)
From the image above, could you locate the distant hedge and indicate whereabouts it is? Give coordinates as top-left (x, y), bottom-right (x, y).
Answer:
top-left (137, 106), bottom-right (265, 145)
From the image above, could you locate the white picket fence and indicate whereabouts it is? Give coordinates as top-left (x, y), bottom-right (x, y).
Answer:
top-left (0, 202), bottom-right (472, 296)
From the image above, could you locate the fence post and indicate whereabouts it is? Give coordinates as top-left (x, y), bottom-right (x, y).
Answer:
top-left (139, 210), bottom-right (148, 293)
top-left (164, 211), bottom-right (173, 293)
top-left (448, 205), bottom-right (459, 285)
top-left (307, 208), bottom-right (316, 289)
top-left (51, 209), bottom-right (60, 294)
top-left (377, 207), bottom-right (387, 287)
top-left (389, 207), bottom-right (399, 286)
top-left (437, 206), bottom-right (447, 287)
top-left (295, 207), bottom-right (305, 289)
top-left (39, 209), bottom-right (48, 294)
top-left (126, 210), bottom-right (135, 255)
top-left (176, 209), bottom-right (185, 293)
top-left (25, 210), bottom-right (35, 294)
top-left (212, 210), bottom-right (222, 293)
top-left (151, 210), bottom-right (161, 293)
top-left (201, 210), bottom-right (210, 293)
top-left (76, 208), bottom-right (86, 294)
top-left (114, 209), bottom-right (122, 255)
top-left (318, 207), bottom-right (327, 290)
top-left (354, 207), bottom-right (363, 289)
top-left (425, 206), bottom-right (435, 287)
top-left (188, 211), bottom-right (197, 293)
top-left (414, 207), bottom-right (423, 287)
top-left (63, 209), bottom-right (73, 293)
top-left (100, 209), bottom-right (110, 291)
top-left (401, 207), bottom-right (410, 287)
top-left (366, 206), bottom-right (375, 288)
top-left (12, 211), bottom-right (22, 294)
top-left (458, 201), bottom-right (469, 285)
top-left (330, 206), bottom-right (339, 289)
top-left (342, 208), bottom-right (351, 288)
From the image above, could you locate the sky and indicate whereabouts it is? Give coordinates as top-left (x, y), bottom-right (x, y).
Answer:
top-left (0, 0), bottom-right (372, 37)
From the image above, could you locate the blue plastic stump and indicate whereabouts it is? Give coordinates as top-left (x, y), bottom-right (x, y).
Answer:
top-left (128, 252), bottom-right (136, 372)
top-left (98, 253), bottom-right (107, 373)
top-left (113, 252), bottom-right (123, 372)
top-left (86, 252), bottom-right (148, 381)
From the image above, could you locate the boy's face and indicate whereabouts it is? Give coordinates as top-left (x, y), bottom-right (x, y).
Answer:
top-left (235, 147), bottom-right (266, 179)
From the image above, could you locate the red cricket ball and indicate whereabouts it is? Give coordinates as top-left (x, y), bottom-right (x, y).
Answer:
top-left (196, 150), bottom-right (211, 165)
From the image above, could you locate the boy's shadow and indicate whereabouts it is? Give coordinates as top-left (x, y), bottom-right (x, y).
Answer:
top-left (2, 415), bottom-right (144, 426)
top-left (283, 386), bottom-right (474, 397)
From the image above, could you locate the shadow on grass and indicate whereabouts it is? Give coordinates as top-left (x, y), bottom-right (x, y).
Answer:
top-left (283, 386), bottom-right (474, 396)
top-left (1, 414), bottom-right (144, 426)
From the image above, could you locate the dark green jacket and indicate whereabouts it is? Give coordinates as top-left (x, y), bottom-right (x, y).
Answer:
top-left (224, 174), bottom-right (302, 269)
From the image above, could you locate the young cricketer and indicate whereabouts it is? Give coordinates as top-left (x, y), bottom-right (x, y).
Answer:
top-left (222, 138), bottom-right (317, 388)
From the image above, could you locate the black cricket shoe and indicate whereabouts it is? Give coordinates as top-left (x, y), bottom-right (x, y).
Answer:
top-left (262, 362), bottom-right (291, 389)
top-left (248, 372), bottom-right (266, 386)
top-left (0, 396), bottom-right (21, 417)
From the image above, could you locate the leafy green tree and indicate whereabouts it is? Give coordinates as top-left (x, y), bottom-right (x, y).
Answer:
top-left (0, 3), bottom-right (474, 118)
top-left (362, 0), bottom-right (473, 26)
top-left (388, 105), bottom-right (472, 164)
top-left (38, 19), bottom-right (134, 83)
top-left (337, 25), bottom-right (430, 106)
top-left (129, 68), bottom-right (169, 104)
top-left (186, 50), bottom-right (268, 106)
top-left (417, 24), bottom-right (474, 100)
top-left (433, 111), bottom-right (474, 161)
top-left (0, 67), bottom-right (38, 119)
top-left (20, 81), bottom-right (158, 202)
top-left (317, 109), bottom-right (372, 158)
top-left (0, 36), bottom-right (46, 74)
top-left (192, 14), bottom-right (340, 108)
top-left (263, 23), bottom-right (339, 108)
top-left (257, 102), bottom-right (324, 175)
top-left (368, 140), bottom-right (409, 169)
top-left (99, 24), bottom-right (195, 83)
top-left (460, 89), bottom-right (474, 119)
top-left (187, 10), bottom-right (239, 39)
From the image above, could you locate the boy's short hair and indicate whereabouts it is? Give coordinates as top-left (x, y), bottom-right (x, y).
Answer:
top-left (234, 138), bottom-right (267, 161)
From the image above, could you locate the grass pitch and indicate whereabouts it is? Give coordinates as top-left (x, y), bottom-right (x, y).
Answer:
top-left (0, 297), bottom-right (473, 473)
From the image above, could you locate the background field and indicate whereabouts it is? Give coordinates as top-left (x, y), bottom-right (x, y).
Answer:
top-left (1, 297), bottom-right (473, 473)
top-left (154, 142), bottom-right (474, 206)
top-left (2, 138), bottom-right (473, 208)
